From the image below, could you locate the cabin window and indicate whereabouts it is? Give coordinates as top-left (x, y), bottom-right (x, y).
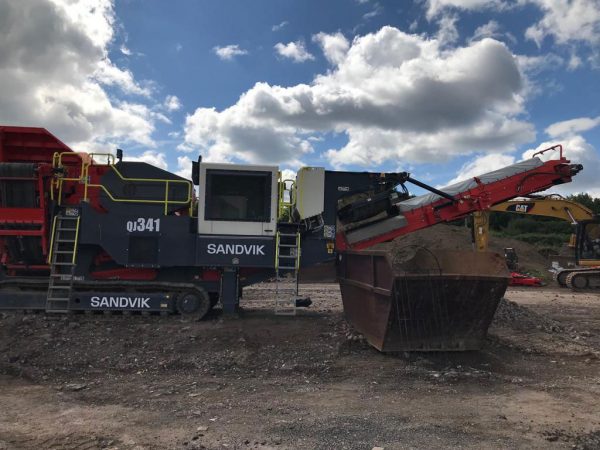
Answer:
top-left (204, 169), bottom-right (271, 222)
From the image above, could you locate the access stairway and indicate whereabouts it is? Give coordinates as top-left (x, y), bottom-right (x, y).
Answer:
top-left (46, 210), bottom-right (80, 313)
top-left (274, 229), bottom-right (301, 315)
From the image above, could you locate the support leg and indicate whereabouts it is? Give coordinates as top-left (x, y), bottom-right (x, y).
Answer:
top-left (220, 268), bottom-right (239, 314)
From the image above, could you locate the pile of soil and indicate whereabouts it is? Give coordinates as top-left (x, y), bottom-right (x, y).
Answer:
top-left (379, 223), bottom-right (549, 274)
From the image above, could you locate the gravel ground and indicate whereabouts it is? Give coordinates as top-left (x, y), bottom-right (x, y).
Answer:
top-left (0, 283), bottom-right (599, 449)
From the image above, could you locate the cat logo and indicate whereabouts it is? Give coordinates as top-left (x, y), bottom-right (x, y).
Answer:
top-left (515, 204), bottom-right (530, 213)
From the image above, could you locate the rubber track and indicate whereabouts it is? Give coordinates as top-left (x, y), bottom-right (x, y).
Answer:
top-left (565, 270), bottom-right (600, 291)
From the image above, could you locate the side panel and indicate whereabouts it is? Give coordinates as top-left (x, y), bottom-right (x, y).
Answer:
top-left (78, 203), bottom-right (197, 267)
top-left (295, 167), bottom-right (325, 219)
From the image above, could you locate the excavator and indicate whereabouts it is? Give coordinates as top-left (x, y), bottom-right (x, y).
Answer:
top-left (472, 196), bottom-right (600, 290)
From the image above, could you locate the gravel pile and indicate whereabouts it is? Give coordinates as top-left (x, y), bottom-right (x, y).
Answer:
top-left (492, 298), bottom-right (564, 333)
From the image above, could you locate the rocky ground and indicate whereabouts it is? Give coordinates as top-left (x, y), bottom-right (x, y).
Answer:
top-left (0, 283), bottom-right (599, 450)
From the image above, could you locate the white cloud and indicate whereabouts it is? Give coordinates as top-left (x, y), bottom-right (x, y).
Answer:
top-left (445, 153), bottom-right (516, 185)
top-left (164, 95), bottom-right (182, 112)
top-left (183, 27), bottom-right (534, 169)
top-left (436, 13), bottom-right (459, 45)
top-left (0, 0), bottom-right (160, 151)
top-left (525, 0), bottom-right (600, 47)
top-left (272, 21), bottom-right (288, 32)
top-left (312, 32), bottom-right (350, 65)
top-left (522, 135), bottom-right (600, 196)
top-left (213, 44), bottom-right (248, 61)
top-left (175, 155), bottom-right (193, 179)
top-left (94, 59), bottom-right (152, 96)
top-left (426, 0), bottom-right (600, 48)
top-left (124, 150), bottom-right (168, 169)
top-left (545, 116), bottom-right (600, 138)
top-left (274, 41), bottom-right (315, 62)
top-left (470, 20), bottom-right (517, 44)
top-left (120, 45), bottom-right (132, 56)
top-left (363, 3), bottom-right (383, 20)
top-left (568, 52), bottom-right (583, 69)
top-left (426, 0), bottom-right (509, 18)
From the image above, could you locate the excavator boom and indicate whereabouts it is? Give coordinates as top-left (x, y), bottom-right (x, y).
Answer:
top-left (471, 194), bottom-right (600, 291)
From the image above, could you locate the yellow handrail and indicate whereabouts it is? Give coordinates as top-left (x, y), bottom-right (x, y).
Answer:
top-left (72, 216), bottom-right (81, 264)
top-left (275, 232), bottom-right (281, 270)
top-left (278, 173), bottom-right (296, 222)
top-left (47, 215), bottom-right (59, 264)
top-left (295, 232), bottom-right (301, 270)
top-left (53, 152), bottom-right (192, 215)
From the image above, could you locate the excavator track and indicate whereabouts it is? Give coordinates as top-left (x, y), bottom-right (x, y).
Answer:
top-left (556, 267), bottom-right (600, 288)
top-left (565, 270), bottom-right (600, 291)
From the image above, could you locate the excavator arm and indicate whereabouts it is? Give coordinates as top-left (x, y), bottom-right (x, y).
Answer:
top-left (336, 145), bottom-right (582, 251)
top-left (472, 195), bottom-right (594, 251)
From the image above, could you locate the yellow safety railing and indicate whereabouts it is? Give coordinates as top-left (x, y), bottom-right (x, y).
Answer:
top-left (275, 232), bottom-right (280, 269)
top-left (51, 152), bottom-right (192, 216)
top-left (295, 232), bottom-right (301, 270)
top-left (278, 173), bottom-right (296, 222)
top-left (47, 215), bottom-right (58, 264)
top-left (46, 215), bottom-right (81, 265)
top-left (72, 216), bottom-right (81, 264)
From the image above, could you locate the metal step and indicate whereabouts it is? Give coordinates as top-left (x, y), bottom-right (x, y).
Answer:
top-left (46, 212), bottom-right (79, 313)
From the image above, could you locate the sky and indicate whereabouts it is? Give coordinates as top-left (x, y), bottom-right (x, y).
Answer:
top-left (0, 0), bottom-right (599, 197)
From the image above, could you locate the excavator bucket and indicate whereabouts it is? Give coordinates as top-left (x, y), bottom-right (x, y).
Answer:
top-left (338, 248), bottom-right (510, 351)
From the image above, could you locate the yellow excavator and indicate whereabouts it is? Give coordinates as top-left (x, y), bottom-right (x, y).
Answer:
top-left (473, 195), bottom-right (600, 290)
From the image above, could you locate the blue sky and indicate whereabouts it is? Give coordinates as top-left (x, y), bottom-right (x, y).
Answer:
top-left (1, 0), bottom-right (599, 195)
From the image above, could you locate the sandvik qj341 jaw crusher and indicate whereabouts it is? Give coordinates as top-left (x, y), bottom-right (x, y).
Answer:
top-left (0, 125), bottom-right (582, 351)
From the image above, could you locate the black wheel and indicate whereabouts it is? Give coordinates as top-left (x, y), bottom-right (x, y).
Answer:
top-left (176, 290), bottom-right (211, 321)
top-left (209, 292), bottom-right (219, 307)
top-left (569, 273), bottom-right (589, 290)
top-left (556, 270), bottom-right (570, 286)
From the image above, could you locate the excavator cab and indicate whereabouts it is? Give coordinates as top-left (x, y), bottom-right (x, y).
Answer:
top-left (576, 220), bottom-right (600, 265)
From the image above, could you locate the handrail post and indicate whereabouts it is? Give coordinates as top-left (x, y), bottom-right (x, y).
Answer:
top-left (164, 180), bottom-right (169, 215)
top-left (83, 162), bottom-right (89, 201)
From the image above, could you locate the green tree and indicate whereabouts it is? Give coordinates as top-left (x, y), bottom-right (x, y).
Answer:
top-left (567, 193), bottom-right (600, 215)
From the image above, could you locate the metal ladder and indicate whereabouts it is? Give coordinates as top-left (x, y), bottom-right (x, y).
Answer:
top-left (274, 231), bottom-right (300, 315)
top-left (46, 211), bottom-right (80, 313)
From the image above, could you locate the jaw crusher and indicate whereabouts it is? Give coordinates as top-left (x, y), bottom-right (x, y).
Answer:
top-left (0, 125), bottom-right (582, 351)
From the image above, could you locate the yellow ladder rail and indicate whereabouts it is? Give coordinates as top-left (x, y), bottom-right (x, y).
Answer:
top-left (278, 172), bottom-right (296, 222)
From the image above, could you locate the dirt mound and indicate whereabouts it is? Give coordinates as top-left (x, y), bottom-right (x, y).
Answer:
top-left (378, 224), bottom-right (549, 273)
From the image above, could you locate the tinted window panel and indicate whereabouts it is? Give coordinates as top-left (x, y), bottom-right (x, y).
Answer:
top-left (205, 170), bottom-right (271, 222)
